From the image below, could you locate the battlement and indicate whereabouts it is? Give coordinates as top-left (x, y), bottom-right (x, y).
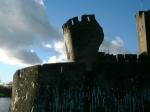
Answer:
top-left (96, 52), bottom-right (150, 64)
top-left (138, 10), bottom-right (150, 14)
top-left (62, 14), bottom-right (104, 66)
top-left (62, 14), bottom-right (96, 29)
top-left (96, 52), bottom-right (137, 64)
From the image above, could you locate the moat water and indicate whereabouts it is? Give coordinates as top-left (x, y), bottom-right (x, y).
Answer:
top-left (0, 98), bottom-right (10, 112)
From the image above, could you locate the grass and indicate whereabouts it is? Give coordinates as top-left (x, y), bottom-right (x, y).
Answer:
top-left (0, 85), bottom-right (12, 97)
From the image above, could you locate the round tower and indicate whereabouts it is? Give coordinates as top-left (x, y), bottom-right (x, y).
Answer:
top-left (62, 14), bottom-right (104, 68)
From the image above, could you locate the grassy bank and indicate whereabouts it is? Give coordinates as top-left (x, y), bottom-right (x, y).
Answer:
top-left (0, 85), bottom-right (12, 97)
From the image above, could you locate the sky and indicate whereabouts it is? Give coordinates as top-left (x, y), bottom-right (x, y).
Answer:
top-left (0, 0), bottom-right (150, 83)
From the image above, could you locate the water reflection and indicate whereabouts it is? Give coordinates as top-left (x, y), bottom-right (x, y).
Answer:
top-left (0, 98), bottom-right (10, 112)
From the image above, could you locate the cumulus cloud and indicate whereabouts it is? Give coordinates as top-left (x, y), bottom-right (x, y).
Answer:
top-left (0, 49), bottom-right (26, 66)
top-left (0, 0), bottom-right (62, 66)
top-left (42, 43), bottom-right (52, 49)
top-left (47, 41), bottom-right (67, 63)
top-left (0, 0), bottom-right (129, 66)
top-left (47, 37), bottom-right (128, 63)
top-left (35, 0), bottom-right (44, 6)
top-left (111, 37), bottom-right (124, 47)
top-left (99, 37), bottom-right (129, 54)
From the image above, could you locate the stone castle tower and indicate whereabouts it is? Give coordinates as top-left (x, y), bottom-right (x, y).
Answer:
top-left (136, 10), bottom-right (150, 55)
top-left (62, 15), bottom-right (104, 68)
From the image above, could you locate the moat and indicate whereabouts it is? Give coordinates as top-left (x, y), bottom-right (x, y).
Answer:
top-left (0, 98), bottom-right (11, 112)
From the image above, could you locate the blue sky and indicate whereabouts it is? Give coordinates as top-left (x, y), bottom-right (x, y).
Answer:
top-left (45, 0), bottom-right (149, 52)
top-left (0, 0), bottom-right (150, 83)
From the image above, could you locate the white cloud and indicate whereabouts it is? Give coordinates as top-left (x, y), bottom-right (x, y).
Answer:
top-left (47, 54), bottom-right (66, 63)
top-left (47, 37), bottom-right (128, 63)
top-left (111, 37), bottom-right (124, 47)
top-left (0, 0), bottom-right (62, 66)
top-left (35, 0), bottom-right (45, 6)
top-left (54, 41), bottom-right (66, 54)
top-left (44, 44), bottom-right (52, 49)
top-left (99, 37), bottom-right (128, 54)
top-left (47, 37), bottom-right (129, 63)
top-left (0, 48), bottom-right (42, 66)
top-left (0, 0), bottom-right (129, 67)
top-left (47, 56), bottom-right (58, 63)
top-left (47, 41), bottom-right (67, 63)
top-left (0, 49), bottom-right (28, 66)
top-left (30, 49), bottom-right (35, 53)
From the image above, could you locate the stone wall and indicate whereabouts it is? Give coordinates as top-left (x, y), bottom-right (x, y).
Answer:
top-left (136, 11), bottom-right (150, 54)
top-left (11, 60), bottom-right (150, 112)
top-left (11, 63), bottom-right (85, 112)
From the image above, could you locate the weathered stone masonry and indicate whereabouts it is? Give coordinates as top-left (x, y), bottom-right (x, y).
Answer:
top-left (11, 60), bottom-right (150, 112)
top-left (62, 15), bottom-right (104, 70)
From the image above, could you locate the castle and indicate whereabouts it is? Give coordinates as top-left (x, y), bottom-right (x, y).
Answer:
top-left (62, 11), bottom-right (150, 69)
top-left (136, 10), bottom-right (150, 55)
top-left (11, 11), bottom-right (150, 112)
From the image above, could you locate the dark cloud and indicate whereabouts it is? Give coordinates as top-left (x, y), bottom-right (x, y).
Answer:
top-left (12, 49), bottom-right (42, 65)
top-left (0, 0), bottom-right (62, 65)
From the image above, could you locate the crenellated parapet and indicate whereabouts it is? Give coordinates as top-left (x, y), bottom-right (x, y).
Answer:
top-left (62, 15), bottom-right (97, 29)
top-left (96, 52), bottom-right (150, 64)
top-left (62, 15), bottom-right (104, 70)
